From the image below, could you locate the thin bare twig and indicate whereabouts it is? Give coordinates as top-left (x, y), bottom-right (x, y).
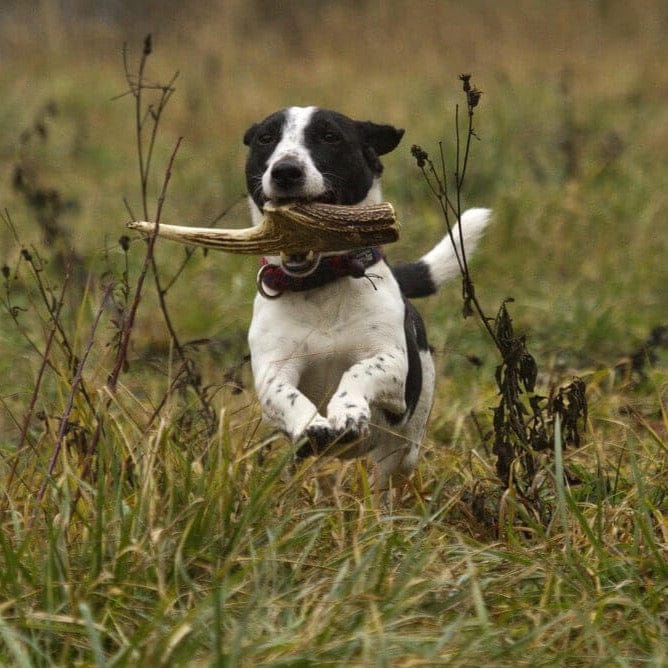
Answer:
top-left (119, 35), bottom-right (215, 429)
top-left (38, 283), bottom-right (113, 502)
top-left (0, 254), bottom-right (70, 509)
top-left (108, 136), bottom-right (183, 391)
top-left (161, 194), bottom-right (246, 295)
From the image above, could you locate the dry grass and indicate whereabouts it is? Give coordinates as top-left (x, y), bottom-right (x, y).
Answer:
top-left (0, 1), bottom-right (666, 665)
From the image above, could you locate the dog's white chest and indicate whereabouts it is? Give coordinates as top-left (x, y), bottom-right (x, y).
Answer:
top-left (248, 263), bottom-right (406, 402)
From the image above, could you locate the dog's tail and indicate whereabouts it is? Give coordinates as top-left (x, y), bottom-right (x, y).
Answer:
top-left (391, 208), bottom-right (492, 298)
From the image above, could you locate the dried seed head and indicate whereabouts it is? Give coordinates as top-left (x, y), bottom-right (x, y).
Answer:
top-left (21, 248), bottom-right (32, 262)
top-left (467, 87), bottom-right (482, 109)
top-left (459, 73), bottom-right (472, 92)
top-left (118, 235), bottom-right (130, 252)
top-left (143, 34), bottom-right (152, 56)
top-left (411, 144), bottom-right (429, 168)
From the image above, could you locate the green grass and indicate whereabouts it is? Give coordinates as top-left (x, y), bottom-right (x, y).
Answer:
top-left (1, 2), bottom-right (667, 665)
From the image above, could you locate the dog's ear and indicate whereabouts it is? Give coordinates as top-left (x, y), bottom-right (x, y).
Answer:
top-left (358, 122), bottom-right (405, 156)
top-left (243, 123), bottom-right (258, 146)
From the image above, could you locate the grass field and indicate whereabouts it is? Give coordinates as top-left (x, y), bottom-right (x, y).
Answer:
top-left (0, 1), bottom-right (666, 665)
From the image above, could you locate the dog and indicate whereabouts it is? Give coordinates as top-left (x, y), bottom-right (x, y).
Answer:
top-left (243, 106), bottom-right (490, 490)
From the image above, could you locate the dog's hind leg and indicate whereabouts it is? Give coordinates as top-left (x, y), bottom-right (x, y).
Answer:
top-left (370, 348), bottom-right (435, 493)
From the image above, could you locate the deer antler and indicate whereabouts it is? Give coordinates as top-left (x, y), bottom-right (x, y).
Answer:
top-left (127, 201), bottom-right (399, 255)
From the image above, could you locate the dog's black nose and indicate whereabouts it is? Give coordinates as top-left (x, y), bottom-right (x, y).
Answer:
top-left (270, 159), bottom-right (305, 191)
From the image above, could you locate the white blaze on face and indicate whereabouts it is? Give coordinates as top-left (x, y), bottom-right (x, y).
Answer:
top-left (261, 106), bottom-right (327, 202)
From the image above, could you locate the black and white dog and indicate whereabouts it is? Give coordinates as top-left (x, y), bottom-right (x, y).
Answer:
top-left (243, 106), bottom-right (490, 489)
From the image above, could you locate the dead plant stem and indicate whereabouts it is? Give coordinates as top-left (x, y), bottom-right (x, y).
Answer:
top-left (38, 283), bottom-right (112, 502)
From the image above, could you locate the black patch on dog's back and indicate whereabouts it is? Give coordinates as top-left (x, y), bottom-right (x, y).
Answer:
top-left (391, 260), bottom-right (437, 298)
top-left (384, 300), bottom-right (428, 425)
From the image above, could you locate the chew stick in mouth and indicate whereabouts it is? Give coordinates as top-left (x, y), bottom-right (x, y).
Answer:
top-left (127, 201), bottom-right (399, 255)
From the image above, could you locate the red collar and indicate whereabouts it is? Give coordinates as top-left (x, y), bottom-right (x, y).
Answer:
top-left (258, 247), bottom-right (383, 297)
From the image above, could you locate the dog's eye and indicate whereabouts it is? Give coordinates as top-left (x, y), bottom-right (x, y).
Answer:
top-left (257, 132), bottom-right (276, 145)
top-left (322, 131), bottom-right (341, 144)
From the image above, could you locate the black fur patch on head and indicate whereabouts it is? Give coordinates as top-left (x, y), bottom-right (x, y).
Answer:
top-left (243, 110), bottom-right (287, 208)
top-left (358, 121), bottom-right (405, 175)
top-left (243, 107), bottom-right (404, 208)
top-left (302, 109), bottom-right (403, 204)
top-left (356, 120), bottom-right (405, 158)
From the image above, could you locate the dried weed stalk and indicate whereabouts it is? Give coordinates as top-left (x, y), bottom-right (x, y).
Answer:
top-left (1, 211), bottom-right (101, 507)
top-left (116, 34), bottom-right (216, 431)
top-left (412, 76), bottom-right (588, 521)
top-left (0, 36), bottom-right (218, 512)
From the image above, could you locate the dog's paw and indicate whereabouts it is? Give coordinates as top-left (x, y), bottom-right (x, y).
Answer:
top-left (294, 419), bottom-right (337, 459)
top-left (328, 398), bottom-right (371, 442)
top-left (338, 415), bottom-right (370, 443)
top-left (295, 438), bottom-right (316, 460)
top-left (295, 419), bottom-right (369, 459)
top-left (307, 422), bottom-right (339, 449)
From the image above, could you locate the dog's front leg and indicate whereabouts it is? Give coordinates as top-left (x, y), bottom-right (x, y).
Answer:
top-left (327, 351), bottom-right (408, 442)
top-left (253, 362), bottom-right (334, 448)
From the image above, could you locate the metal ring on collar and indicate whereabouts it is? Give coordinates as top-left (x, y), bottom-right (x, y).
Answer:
top-left (256, 264), bottom-right (283, 299)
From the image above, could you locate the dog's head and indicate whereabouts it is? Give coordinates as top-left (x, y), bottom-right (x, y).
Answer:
top-left (243, 106), bottom-right (404, 223)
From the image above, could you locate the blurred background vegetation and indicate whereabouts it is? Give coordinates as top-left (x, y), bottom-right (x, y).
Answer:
top-left (0, 0), bottom-right (666, 433)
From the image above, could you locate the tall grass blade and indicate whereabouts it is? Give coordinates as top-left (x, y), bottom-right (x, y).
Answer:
top-left (0, 614), bottom-right (33, 668)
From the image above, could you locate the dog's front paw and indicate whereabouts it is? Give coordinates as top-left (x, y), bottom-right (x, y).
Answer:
top-left (294, 418), bottom-right (337, 459)
top-left (328, 398), bottom-right (371, 442)
top-left (307, 422), bottom-right (339, 449)
top-left (336, 416), bottom-right (369, 443)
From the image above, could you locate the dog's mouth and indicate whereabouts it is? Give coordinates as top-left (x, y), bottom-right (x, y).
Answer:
top-left (266, 192), bottom-right (337, 207)
top-left (263, 195), bottom-right (335, 274)
top-left (279, 250), bottom-right (321, 276)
